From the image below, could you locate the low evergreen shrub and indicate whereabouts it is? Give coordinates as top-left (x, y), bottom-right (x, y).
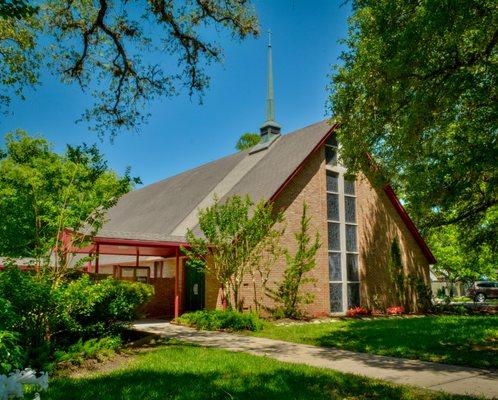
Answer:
top-left (54, 336), bottom-right (122, 365)
top-left (176, 309), bottom-right (263, 332)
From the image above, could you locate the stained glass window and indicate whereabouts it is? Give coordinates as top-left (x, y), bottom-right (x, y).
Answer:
top-left (327, 193), bottom-right (339, 221)
top-left (328, 222), bottom-right (340, 251)
top-left (326, 171), bottom-right (338, 192)
top-left (347, 254), bottom-right (359, 281)
top-left (346, 224), bottom-right (357, 252)
top-left (347, 283), bottom-right (360, 308)
top-left (345, 196), bottom-right (356, 223)
top-left (330, 283), bottom-right (343, 312)
top-left (344, 179), bottom-right (355, 195)
top-left (329, 253), bottom-right (341, 281)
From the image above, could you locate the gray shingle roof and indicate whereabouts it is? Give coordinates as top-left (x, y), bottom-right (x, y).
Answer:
top-left (97, 120), bottom-right (334, 242)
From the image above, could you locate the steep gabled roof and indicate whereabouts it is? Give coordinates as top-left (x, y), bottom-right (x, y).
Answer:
top-left (96, 120), bottom-right (435, 264)
top-left (97, 120), bottom-right (334, 242)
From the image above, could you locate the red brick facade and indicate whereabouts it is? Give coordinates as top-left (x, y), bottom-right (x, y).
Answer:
top-left (204, 144), bottom-right (431, 315)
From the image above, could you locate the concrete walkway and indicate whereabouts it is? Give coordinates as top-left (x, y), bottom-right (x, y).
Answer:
top-left (134, 321), bottom-right (498, 399)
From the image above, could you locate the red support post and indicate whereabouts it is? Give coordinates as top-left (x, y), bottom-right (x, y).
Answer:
top-left (174, 247), bottom-right (180, 318)
top-left (95, 244), bottom-right (100, 274)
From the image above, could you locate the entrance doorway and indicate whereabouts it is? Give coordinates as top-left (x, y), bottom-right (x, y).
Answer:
top-left (185, 261), bottom-right (205, 311)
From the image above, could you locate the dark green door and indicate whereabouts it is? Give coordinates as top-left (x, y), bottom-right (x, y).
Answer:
top-left (185, 261), bottom-right (205, 311)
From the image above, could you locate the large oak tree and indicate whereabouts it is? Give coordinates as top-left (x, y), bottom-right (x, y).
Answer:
top-left (0, 0), bottom-right (259, 136)
top-left (330, 0), bottom-right (497, 265)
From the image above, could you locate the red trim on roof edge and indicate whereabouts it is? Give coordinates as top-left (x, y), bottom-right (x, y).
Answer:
top-left (383, 185), bottom-right (436, 264)
top-left (269, 121), bottom-right (436, 265)
top-left (93, 236), bottom-right (187, 247)
top-left (270, 122), bottom-right (340, 202)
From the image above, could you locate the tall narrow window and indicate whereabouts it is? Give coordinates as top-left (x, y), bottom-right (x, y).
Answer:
top-left (326, 171), bottom-right (342, 312)
top-left (344, 178), bottom-right (360, 308)
top-left (326, 149), bottom-right (360, 313)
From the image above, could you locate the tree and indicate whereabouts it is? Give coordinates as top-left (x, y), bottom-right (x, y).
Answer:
top-left (235, 132), bottom-right (261, 151)
top-left (247, 214), bottom-right (284, 313)
top-left (0, 131), bottom-right (139, 266)
top-left (0, 0), bottom-right (259, 136)
top-left (0, 0), bottom-right (37, 19)
top-left (184, 195), bottom-right (282, 312)
top-left (269, 202), bottom-right (321, 319)
top-left (329, 0), bottom-right (497, 254)
top-left (429, 225), bottom-right (496, 286)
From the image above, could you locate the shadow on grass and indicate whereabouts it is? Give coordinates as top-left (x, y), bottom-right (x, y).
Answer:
top-left (45, 364), bottom-right (467, 400)
top-left (312, 316), bottom-right (498, 369)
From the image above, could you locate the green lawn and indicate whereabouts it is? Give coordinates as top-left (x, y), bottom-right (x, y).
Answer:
top-left (43, 341), bottom-right (476, 400)
top-left (249, 315), bottom-right (498, 369)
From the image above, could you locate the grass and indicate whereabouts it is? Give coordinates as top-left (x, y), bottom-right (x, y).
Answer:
top-left (41, 340), bottom-right (477, 400)
top-left (450, 296), bottom-right (472, 302)
top-left (248, 315), bottom-right (498, 369)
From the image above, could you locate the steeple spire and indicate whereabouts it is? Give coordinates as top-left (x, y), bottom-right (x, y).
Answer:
top-left (260, 29), bottom-right (281, 142)
top-left (266, 30), bottom-right (275, 122)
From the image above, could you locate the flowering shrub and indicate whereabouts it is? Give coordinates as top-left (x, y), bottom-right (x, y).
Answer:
top-left (386, 306), bottom-right (405, 315)
top-left (0, 369), bottom-right (48, 400)
top-left (346, 307), bottom-right (371, 317)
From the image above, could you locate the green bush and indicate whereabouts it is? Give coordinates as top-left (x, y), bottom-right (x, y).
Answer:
top-left (176, 310), bottom-right (263, 332)
top-left (0, 266), bottom-right (153, 371)
top-left (0, 266), bottom-right (59, 369)
top-left (60, 275), bottom-right (154, 339)
top-left (433, 303), bottom-right (470, 315)
top-left (54, 336), bottom-right (122, 365)
top-left (0, 331), bottom-right (24, 374)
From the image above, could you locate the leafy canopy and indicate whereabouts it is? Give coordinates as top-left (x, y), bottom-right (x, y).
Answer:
top-left (235, 132), bottom-right (261, 151)
top-left (0, 0), bottom-right (259, 137)
top-left (0, 131), bottom-right (139, 259)
top-left (184, 195), bottom-right (282, 312)
top-left (329, 0), bottom-right (497, 255)
top-left (429, 225), bottom-right (496, 283)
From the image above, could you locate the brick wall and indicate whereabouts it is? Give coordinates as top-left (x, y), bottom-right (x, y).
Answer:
top-left (204, 144), bottom-right (430, 315)
top-left (356, 173), bottom-right (430, 312)
top-left (140, 277), bottom-right (175, 317)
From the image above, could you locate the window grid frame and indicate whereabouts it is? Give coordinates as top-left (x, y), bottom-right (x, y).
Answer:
top-left (326, 162), bottom-right (360, 314)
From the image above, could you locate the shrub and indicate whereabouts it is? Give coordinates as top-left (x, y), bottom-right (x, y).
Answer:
top-left (433, 303), bottom-right (470, 315)
top-left (0, 266), bottom-right (60, 369)
top-left (346, 307), bottom-right (371, 317)
top-left (54, 336), bottom-right (122, 365)
top-left (60, 275), bottom-right (154, 339)
top-left (0, 266), bottom-right (153, 370)
top-left (176, 310), bottom-right (263, 332)
top-left (386, 306), bottom-right (405, 315)
top-left (269, 202), bottom-right (320, 319)
top-left (409, 275), bottom-right (434, 313)
top-left (0, 331), bottom-right (24, 374)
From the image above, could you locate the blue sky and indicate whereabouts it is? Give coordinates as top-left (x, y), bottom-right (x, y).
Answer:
top-left (1, 0), bottom-right (351, 186)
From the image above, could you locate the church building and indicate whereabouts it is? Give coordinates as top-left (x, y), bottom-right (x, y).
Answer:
top-left (74, 34), bottom-right (435, 317)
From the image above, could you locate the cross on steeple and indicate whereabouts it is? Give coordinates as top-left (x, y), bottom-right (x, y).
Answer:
top-left (260, 29), bottom-right (281, 142)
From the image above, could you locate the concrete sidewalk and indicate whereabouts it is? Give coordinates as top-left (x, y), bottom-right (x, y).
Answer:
top-left (134, 321), bottom-right (498, 399)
